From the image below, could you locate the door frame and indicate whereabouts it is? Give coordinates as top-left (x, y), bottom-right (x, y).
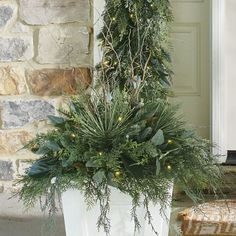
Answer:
top-left (211, 0), bottom-right (227, 162)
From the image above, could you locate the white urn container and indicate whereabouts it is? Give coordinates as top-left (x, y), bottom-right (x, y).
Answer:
top-left (62, 187), bottom-right (172, 236)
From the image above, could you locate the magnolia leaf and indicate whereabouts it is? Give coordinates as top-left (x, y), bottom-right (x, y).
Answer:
top-left (156, 158), bottom-right (161, 176)
top-left (35, 141), bottom-right (60, 155)
top-left (151, 129), bottom-right (164, 146)
top-left (93, 170), bottom-right (106, 183)
top-left (28, 157), bottom-right (59, 178)
top-left (48, 115), bottom-right (65, 125)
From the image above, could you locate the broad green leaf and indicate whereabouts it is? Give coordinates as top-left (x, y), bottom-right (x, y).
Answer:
top-left (107, 172), bottom-right (118, 188)
top-left (86, 160), bottom-right (99, 168)
top-left (48, 115), bottom-right (65, 125)
top-left (151, 129), bottom-right (164, 146)
top-left (28, 157), bottom-right (59, 177)
top-left (93, 170), bottom-right (106, 183)
top-left (45, 141), bottom-right (61, 152)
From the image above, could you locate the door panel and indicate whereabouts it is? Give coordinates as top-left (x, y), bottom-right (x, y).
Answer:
top-left (170, 0), bottom-right (210, 138)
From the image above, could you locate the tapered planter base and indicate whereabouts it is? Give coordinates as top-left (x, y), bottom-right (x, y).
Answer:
top-left (62, 187), bottom-right (172, 236)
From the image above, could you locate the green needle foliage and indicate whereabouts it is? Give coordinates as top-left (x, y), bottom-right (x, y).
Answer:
top-left (97, 0), bottom-right (173, 98)
top-left (18, 1), bottom-right (223, 235)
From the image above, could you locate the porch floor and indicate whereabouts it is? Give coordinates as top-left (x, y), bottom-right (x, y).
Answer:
top-left (0, 193), bottom-right (65, 236)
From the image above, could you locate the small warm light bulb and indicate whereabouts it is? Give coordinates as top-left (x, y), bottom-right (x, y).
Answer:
top-left (71, 133), bottom-right (76, 138)
top-left (130, 13), bottom-right (134, 18)
top-left (150, 4), bottom-right (154, 7)
top-left (98, 152), bottom-right (103, 156)
top-left (114, 61), bottom-right (118, 65)
top-left (112, 17), bottom-right (116, 21)
top-left (167, 139), bottom-right (173, 144)
top-left (118, 117), bottom-right (123, 122)
top-left (115, 171), bottom-right (122, 178)
top-left (103, 60), bottom-right (109, 66)
top-left (167, 165), bottom-right (172, 171)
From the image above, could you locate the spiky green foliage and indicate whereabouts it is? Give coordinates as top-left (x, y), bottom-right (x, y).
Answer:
top-left (97, 0), bottom-right (173, 98)
top-left (18, 90), bottom-right (222, 235)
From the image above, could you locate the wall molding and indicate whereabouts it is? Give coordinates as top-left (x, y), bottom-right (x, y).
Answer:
top-left (211, 0), bottom-right (227, 162)
top-left (171, 23), bottom-right (201, 96)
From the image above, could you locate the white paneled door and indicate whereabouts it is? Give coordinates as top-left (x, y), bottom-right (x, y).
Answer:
top-left (171, 0), bottom-right (210, 138)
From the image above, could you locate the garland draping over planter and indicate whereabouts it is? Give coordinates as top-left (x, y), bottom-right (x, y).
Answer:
top-left (18, 0), bottom-right (222, 235)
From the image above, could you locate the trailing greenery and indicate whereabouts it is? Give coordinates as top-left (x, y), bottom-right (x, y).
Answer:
top-left (18, 0), bottom-right (222, 235)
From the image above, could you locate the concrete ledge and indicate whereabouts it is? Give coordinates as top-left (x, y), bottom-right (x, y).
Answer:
top-left (0, 193), bottom-right (65, 236)
top-left (0, 217), bottom-right (65, 236)
top-left (0, 193), bottom-right (63, 218)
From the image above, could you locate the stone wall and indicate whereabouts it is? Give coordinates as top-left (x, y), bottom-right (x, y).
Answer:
top-left (0, 0), bottom-right (93, 192)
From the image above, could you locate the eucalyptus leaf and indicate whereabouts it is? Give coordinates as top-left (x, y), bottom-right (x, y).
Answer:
top-left (107, 172), bottom-right (119, 188)
top-left (93, 170), bottom-right (106, 183)
top-left (151, 129), bottom-right (164, 146)
top-left (86, 160), bottom-right (99, 168)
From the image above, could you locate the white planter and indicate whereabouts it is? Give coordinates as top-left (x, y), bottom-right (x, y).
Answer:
top-left (62, 187), bottom-right (172, 236)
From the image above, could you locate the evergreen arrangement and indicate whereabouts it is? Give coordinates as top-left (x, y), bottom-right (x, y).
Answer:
top-left (97, 0), bottom-right (173, 98)
top-left (18, 0), bottom-right (222, 235)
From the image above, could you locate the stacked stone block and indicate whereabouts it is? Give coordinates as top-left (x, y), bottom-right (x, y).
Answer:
top-left (0, 0), bottom-right (93, 192)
